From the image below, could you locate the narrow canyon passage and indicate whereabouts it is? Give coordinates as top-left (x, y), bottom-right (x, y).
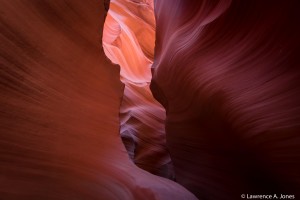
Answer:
top-left (1, 0), bottom-right (300, 200)
top-left (0, 0), bottom-right (196, 199)
top-left (102, 0), bottom-right (174, 179)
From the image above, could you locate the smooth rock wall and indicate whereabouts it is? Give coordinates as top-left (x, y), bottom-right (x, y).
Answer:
top-left (0, 1), bottom-right (196, 199)
top-left (151, 0), bottom-right (300, 199)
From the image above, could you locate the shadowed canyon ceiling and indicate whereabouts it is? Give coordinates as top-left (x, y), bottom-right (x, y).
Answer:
top-left (1, 0), bottom-right (300, 200)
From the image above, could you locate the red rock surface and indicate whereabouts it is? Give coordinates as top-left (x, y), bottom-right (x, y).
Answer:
top-left (2, 0), bottom-right (300, 199)
top-left (151, 0), bottom-right (300, 199)
top-left (0, 1), bottom-right (196, 199)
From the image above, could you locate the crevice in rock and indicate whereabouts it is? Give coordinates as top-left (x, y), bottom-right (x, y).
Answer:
top-left (102, 0), bottom-right (175, 180)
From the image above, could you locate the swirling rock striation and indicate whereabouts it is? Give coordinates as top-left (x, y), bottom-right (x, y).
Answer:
top-left (0, 0), bottom-right (196, 199)
top-left (151, 0), bottom-right (300, 199)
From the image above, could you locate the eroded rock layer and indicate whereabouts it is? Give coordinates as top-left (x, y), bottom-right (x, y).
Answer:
top-left (103, 0), bottom-right (174, 179)
top-left (0, 1), bottom-right (196, 199)
top-left (151, 0), bottom-right (300, 199)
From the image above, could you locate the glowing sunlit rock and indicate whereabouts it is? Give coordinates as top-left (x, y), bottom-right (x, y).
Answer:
top-left (103, 0), bottom-right (174, 179)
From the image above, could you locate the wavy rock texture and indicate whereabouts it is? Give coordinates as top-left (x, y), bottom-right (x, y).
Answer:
top-left (151, 0), bottom-right (300, 199)
top-left (0, 0), bottom-right (196, 199)
top-left (103, 0), bottom-right (174, 179)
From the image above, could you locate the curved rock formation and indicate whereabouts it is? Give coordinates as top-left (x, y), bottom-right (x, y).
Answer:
top-left (103, 0), bottom-right (174, 179)
top-left (2, 0), bottom-right (300, 199)
top-left (151, 0), bottom-right (300, 199)
top-left (0, 1), bottom-right (196, 199)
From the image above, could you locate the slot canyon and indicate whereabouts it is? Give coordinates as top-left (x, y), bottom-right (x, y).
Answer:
top-left (1, 0), bottom-right (300, 200)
